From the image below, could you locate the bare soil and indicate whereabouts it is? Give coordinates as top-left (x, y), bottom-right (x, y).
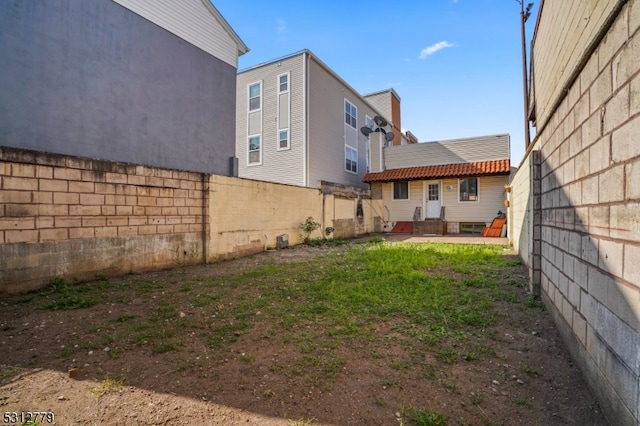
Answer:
top-left (0, 241), bottom-right (607, 425)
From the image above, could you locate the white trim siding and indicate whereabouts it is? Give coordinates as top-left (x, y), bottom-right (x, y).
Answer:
top-left (247, 80), bottom-right (263, 166)
top-left (384, 134), bottom-right (510, 169)
top-left (277, 72), bottom-right (291, 151)
top-left (236, 50), bottom-right (390, 189)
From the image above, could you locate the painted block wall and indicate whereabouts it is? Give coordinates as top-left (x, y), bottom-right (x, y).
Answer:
top-left (510, 1), bottom-right (640, 424)
top-left (0, 147), bottom-right (204, 294)
top-left (207, 174), bottom-right (324, 259)
top-left (508, 152), bottom-right (538, 292)
top-left (1, 148), bottom-right (380, 294)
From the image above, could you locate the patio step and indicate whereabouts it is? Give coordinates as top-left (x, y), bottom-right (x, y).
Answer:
top-left (390, 221), bottom-right (413, 233)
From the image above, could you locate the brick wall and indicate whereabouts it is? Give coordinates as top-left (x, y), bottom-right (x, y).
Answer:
top-left (510, 1), bottom-right (640, 424)
top-left (0, 147), bottom-right (383, 294)
top-left (413, 220), bottom-right (446, 235)
top-left (1, 147), bottom-right (204, 294)
top-left (1, 148), bottom-right (383, 294)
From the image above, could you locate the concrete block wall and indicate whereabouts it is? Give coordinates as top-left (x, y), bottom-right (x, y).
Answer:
top-left (0, 147), bottom-right (204, 294)
top-left (207, 174), bottom-right (324, 260)
top-left (207, 175), bottom-right (381, 259)
top-left (1, 148), bottom-right (383, 294)
top-left (510, 1), bottom-right (640, 424)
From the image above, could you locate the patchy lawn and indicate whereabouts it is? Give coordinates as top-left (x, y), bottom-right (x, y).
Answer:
top-left (0, 240), bottom-right (606, 425)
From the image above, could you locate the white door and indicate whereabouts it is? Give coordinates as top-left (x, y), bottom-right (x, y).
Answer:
top-left (424, 181), bottom-right (441, 219)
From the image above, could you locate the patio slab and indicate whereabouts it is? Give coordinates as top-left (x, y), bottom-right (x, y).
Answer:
top-left (374, 233), bottom-right (510, 245)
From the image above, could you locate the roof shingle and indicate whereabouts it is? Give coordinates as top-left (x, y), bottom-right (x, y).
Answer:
top-left (363, 159), bottom-right (511, 183)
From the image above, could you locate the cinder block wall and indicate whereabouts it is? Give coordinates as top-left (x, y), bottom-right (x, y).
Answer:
top-left (1, 148), bottom-right (382, 294)
top-left (511, 1), bottom-right (640, 424)
top-left (0, 147), bottom-right (204, 294)
top-left (207, 174), bottom-right (325, 259)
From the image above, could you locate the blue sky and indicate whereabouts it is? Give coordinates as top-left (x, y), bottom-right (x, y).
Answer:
top-left (213, 0), bottom-right (539, 166)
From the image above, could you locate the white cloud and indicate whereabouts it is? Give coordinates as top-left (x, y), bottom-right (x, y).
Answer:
top-left (276, 18), bottom-right (287, 41)
top-left (276, 18), bottom-right (287, 33)
top-left (419, 41), bottom-right (455, 59)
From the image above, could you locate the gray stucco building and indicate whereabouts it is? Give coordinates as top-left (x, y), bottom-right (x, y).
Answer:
top-left (0, 0), bottom-right (248, 174)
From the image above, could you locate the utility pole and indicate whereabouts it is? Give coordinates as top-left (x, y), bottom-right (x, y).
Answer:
top-left (518, 1), bottom-right (533, 149)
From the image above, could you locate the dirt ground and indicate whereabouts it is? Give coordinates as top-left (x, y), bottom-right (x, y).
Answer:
top-left (0, 240), bottom-right (607, 426)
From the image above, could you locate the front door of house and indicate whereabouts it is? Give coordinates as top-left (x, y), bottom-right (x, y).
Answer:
top-left (424, 181), bottom-right (441, 219)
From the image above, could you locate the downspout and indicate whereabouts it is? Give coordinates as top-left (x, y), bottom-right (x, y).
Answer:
top-left (201, 172), bottom-right (209, 264)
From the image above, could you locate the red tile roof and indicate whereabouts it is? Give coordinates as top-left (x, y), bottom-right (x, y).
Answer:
top-left (363, 159), bottom-right (511, 183)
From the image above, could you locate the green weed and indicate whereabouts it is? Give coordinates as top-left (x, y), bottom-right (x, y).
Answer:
top-left (520, 361), bottom-right (538, 375)
top-left (516, 397), bottom-right (533, 408)
top-left (526, 296), bottom-right (545, 310)
top-left (152, 341), bottom-right (181, 354)
top-left (404, 408), bottom-right (447, 426)
top-left (89, 376), bottom-right (124, 399)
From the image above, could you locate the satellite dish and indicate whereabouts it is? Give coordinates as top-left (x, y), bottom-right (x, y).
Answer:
top-left (374, 115), bottom-right (388, 127)
top-left (385, 132), bottom-right (395, 142)
top-left (375, 127), bottom-right (387, 134)
top-left (360, 126), bottom-right (373, 136)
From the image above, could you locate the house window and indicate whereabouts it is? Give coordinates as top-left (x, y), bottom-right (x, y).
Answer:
top-left (459, 178), bottom-right (478, 201)
top-left (364, 115), bottom-right (372, 135)
top-left (393, 182), bottom-right (409, 200)
top-left (249, 82), bottom-right (261, 111)
top-left (365, 115), bottom-right (372, 172)
top-left (345, 146), bottom-right (357, 173)
top-left (248, 135), bottom-right (261, 165)
top-left (345, 100), bottom-right (357, 128)
top-left (279, 74), bottom-right (288, 93)
top-left (428, 183), bottom-right (439, 200)
top-left (278, 130), bottom-right (289, 150)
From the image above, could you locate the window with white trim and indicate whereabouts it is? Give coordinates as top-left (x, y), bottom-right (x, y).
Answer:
top-left (279, 74), bottom-right (288, 93)
top-left (248, 82), bottom-right (261, 111)
top-left (345, 146), bottom-right (357, 173)
top-left (248, 135), bottom-right (261, 165)
top-left (459, 178), bottom-right (478, 201)
top-left (278, 130), bottom-right (289, 150)
top-left (365, 116), bottom-right (372, 172)
top-left (345, 100), bottom-right (357, 128)
top-left (393, 181), bottom-right (409, 200)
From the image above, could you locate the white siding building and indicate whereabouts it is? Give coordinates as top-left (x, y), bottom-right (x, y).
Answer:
top-left (235, 50), bottom-right (398, 189)
top-left (364, 134), bottom-right (511, 234)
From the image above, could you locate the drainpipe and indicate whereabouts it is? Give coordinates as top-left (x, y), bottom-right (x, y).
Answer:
top-left (201, 172), bottom-right (208, 264)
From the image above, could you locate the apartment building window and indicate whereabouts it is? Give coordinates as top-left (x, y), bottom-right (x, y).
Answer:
top-left (277, 73), bottom-right (290, 151)
top-left (249, 82), bottom-right (261, 111)
top-left (345, 100), bottom-right (357, 128)
top-left (248, 136), bottom-right (261, 165)
top-left (365, 116), bottom-right (372, 172)
top-left (393, 182), bottom-right (409, 200)
top-left (345, 146), bottom-right (357, 173)
top-left (459, 178), bottom-right (478, 201)
top-left (278, 130), bottom-right (289, 150)
top-left (365, 115), bottom-right (372, 134)
top-left (279, 74), bottom-right (288, 93)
